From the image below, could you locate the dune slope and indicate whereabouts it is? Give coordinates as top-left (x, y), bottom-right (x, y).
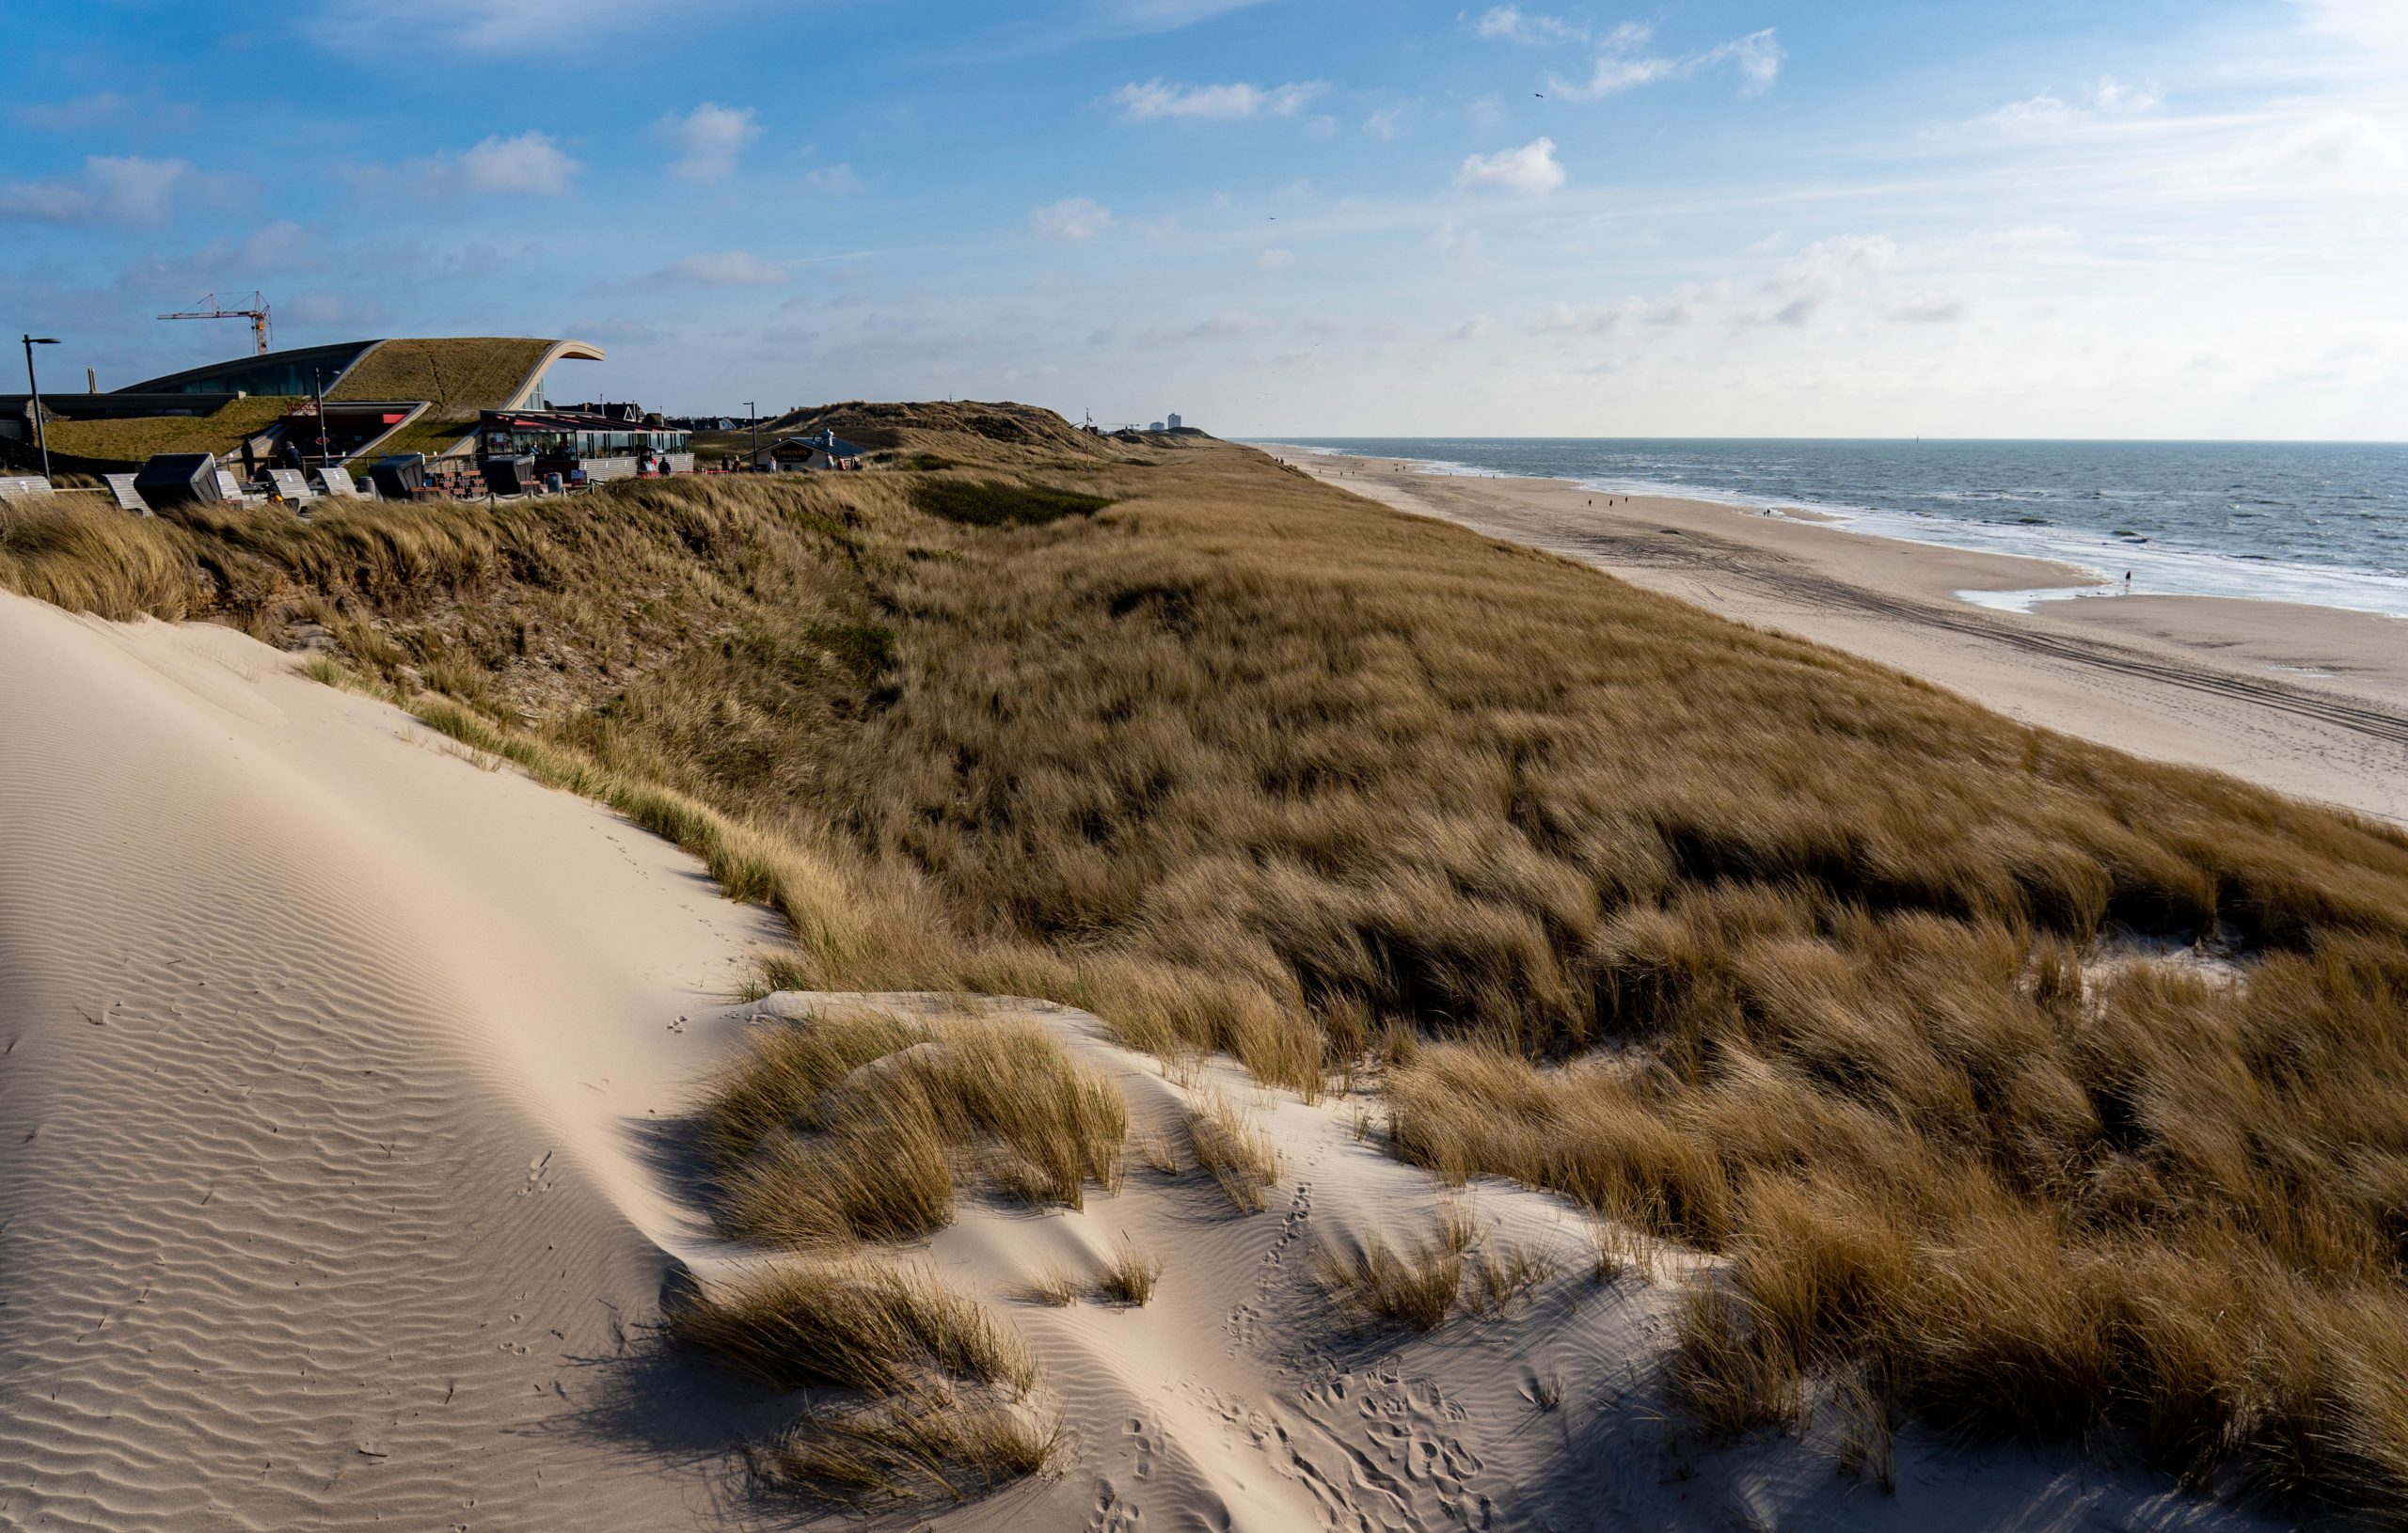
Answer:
top-left (0, 591), bottom-right (781, 1528)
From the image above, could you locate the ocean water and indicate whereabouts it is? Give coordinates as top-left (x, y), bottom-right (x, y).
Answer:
top-left (1261, 438), bottom-right (2408, 619)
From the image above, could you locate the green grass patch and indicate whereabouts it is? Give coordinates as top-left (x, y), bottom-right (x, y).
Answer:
top-left (44, 396), bottom-right (300, 466)
top-left (908, 480), bottom-right (1113, 528)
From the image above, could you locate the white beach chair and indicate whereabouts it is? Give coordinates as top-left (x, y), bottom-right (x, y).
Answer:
top-left (0, 474), bottom-right (55, 504)
top-left (267, 467), bottom-right (317, 505)
top-left (103, 473), bottom-right (149, 514)
top-left (214, 468), bottom-right (268, 506)
top-left (315, 466), bottom-right (363, 498)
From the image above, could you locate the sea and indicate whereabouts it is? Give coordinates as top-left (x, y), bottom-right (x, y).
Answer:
top-left (1257, 438), bottom-right (2408, 620)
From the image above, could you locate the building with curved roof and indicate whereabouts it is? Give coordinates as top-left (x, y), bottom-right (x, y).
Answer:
top-left (2, 337), bottom-right (608, 473)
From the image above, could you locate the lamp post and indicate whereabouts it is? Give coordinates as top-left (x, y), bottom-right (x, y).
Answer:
top-left (21, 335), bottom-right (60, 481)
top-left (745, 399), bottom-right (758, 473)
top-left (311, 368), bottom-right (331, 466)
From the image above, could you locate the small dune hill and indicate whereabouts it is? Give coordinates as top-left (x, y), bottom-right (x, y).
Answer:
top-left (707, 399), bottom-right (1144, 468)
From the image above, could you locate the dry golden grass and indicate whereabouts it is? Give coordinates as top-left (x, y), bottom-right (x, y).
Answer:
top-left (675, 1264), bottom-right (1054, 1503)
top-left (670, 1260), bottom-right (1035, 1397)
top-left (1319, 1227), bottom-right (1469, 1333)
top-left (15, 403), bottom-right (2408, 1512)
top-left (1099, 1237), bottom-right (1163, 1305)
top-left (756, 1390), bottom-right (1058, 1503)
top-left (1024, 1265), bottom-right (1081, 1307)
top-left (1185, 1090), bottom-right (1280, 1212)
top-left (702, 1008), bottom-right (1126, 1249)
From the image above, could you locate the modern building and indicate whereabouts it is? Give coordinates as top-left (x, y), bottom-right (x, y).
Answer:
top-left (1166, 412), bottom-right (1182, 430)
top-left (1148, 420), bottom-right (1166, 433)
top-left (0, 336), bottom-right (614, 476)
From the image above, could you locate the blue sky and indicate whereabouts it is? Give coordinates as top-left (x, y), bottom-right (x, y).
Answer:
top-left (3, 0), bottom-right (2401, 437)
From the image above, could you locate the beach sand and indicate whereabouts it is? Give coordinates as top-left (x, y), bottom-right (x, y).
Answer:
top-left (1278, 450), bottom-right (2408, 825)
top-left (0, 584), bottom-right (2299, 1530)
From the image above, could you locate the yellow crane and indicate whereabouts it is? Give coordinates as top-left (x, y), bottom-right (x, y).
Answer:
top-left (157, 291), bottom-right (271, 355)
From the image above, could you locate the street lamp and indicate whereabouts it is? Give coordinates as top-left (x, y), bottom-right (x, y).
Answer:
top-left (311, 368), bottom-right (331, 466)
top-left (745, 399), bottom-right (758, 473)
top-left (21, 335), bottom-right (60, 482)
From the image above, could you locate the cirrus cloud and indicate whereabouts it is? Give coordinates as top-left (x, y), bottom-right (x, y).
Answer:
top-left (1114, 78), bottom-right (1327, 121)
top-left (650, 250), bottom-right (788, 286)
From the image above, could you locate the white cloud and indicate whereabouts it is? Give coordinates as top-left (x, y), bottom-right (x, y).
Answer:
top-left (2298, 0), bottom-right (2408, 55)
top-left (652, 250), bottom-right (787, 286)
top-left (1431, 219), bottom-right (1482, 254)
top-left (657, 103), bottom-right (760, 182)
top-left (2231, 109), bottom-right (2408, 192)
top-left (1256, 247), bottom-right (1293, 270)
top-left (1726, 29), bottom-right (1785, 96)
top-left (1456, 136), bottom-right (1565, 194)
top-left (1533, 301), bottom-right (1628, 334)
top-left (0, 155), bottom-right (200, 225)
top-left (802, 164), bottom-right (860, 195)
top-left (1473, 7), bottom-right (1588, 46)
top-left (1447, 314), bottom-right (1496, 342)
top-left (1970, 76), bottom-right (2164, 138)
top-left (454, 132), bottom-right (581, 196)
top-left (1363, 105), bottom-right (1409, 140)
top-left (1031, 197), bottom-right (1114, 240)
top-left (1553, 26), bottom-right (1784, 101)
top-left (1115, 78), bottom-right (1326, 121)
top-left (1890, 299), bottom-right (1970, 324)
top-left (317, 0), bottom-right (661, 54)
top-left (1084, 0), bottom-right (1276, 36)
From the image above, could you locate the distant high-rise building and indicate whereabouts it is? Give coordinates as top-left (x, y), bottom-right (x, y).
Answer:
top-left (1166, 412), bottom-right (1182, 430)
top-left (1148, 420), bottom-right (1165, 433)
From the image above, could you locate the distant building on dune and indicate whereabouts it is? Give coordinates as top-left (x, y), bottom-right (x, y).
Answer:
top-left (1166, 412), bottom-right (1182, 430)
top-left (1148, 420), bottom-right (1165, 433)
top-left (765, 427), bottom-right (867, 472)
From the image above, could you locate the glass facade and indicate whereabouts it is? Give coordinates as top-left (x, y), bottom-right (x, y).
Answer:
top-left (127, 342), bottom-right (376, 398)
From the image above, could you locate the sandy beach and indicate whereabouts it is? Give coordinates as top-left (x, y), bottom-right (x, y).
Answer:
top-left (1275, 449), bottom-right (2408, 825)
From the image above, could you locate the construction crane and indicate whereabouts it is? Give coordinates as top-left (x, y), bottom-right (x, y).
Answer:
top-left (157, 291), bottom-right (272, 356)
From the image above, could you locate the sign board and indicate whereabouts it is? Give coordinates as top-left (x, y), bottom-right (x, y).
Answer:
top-left (0, 475), bottom-right (54, 502)
top-left (103, 473), bottom-right (147, 512)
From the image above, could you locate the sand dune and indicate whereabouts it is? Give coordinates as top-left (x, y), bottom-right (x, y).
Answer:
top-left (0, 589), bottom-right (2290, 1529)
top-left (0, 591), bottom-right (782, 1527)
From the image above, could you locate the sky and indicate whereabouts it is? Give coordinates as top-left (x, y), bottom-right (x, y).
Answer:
top-left (2, 0), bottom-right (2402, 438)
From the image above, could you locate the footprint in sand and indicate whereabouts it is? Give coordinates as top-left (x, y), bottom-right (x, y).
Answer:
top-left (1089, 1477), bottom-right (1145, 1532)
top-left (1124, 1415), bottom-right (1157, 1480)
